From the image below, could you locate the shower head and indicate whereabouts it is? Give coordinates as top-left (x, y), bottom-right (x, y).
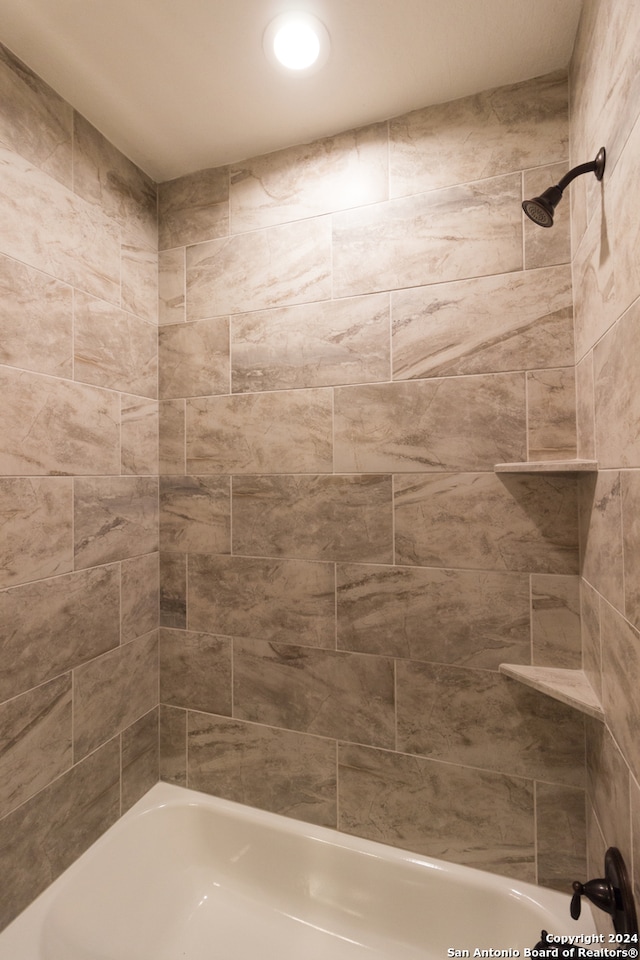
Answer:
top-left (522, 147), bottom-right (606, 227)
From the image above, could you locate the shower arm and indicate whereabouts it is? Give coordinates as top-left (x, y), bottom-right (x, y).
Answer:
top-left (556, 157), bottom-right (602, 192)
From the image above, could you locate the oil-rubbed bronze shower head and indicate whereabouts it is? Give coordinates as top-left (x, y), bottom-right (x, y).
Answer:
top-left (522, 147), bottom-right (606, 227)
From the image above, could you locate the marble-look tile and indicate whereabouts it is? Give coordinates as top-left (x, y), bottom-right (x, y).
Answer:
top-left (0, 254), bottom-right (73, 377)
top-left (536, 783), bottom-right (587, 891)
top-left (158, 166), bottom-right (229, 250)
top-left (576, 352), bottom-right (596, 460)
top-left (622, 472), bottom-right (640, 631)
top-left (121, 553), bottom-right (159, 643)
top-left (160, 704), bottom-right (186, 786)
top-left (396, 661), bottom-right (585, 786)
top-left (0, 564), bottom-right (119, 702)
top-left (233, 475), bottom-right (393, 563)
top-left (531, 574), bottom-right (581, 668)
top-left (0, 42), bottom-right (73, 188)
top-left (0, 738), bottom-right (120, 932)
top-left (230, 123), bottom-right (388, 231)
top-left (337, 744), bottom-right (535, 881)
top-left (121, 708), bottom-right (159, 813)
top-left (188, 554), bottom-right (335, 647)
top-left (159, 317), bottom-right (229, 399)
top-left (160, 476), bottom-right (230, 555)
top-left (159, 399), bottom-right (186, 475)
top-left (631, 771), bottom-right (640, 915)
top-left (0, 146), bottom-right (121, 305)
top-left (580, 472), bottom-right (624, 610)
top-left (73, 631), bottom-right (159, 760)
top-left (334, 376), bottom-right (526, 472)
top-left (160, 553), bottom-right (186, 629)
top-left (0, 366), bottom-right (119, 476)
top-left (389, 72), bottom-right (567, 198)
top-left (186, 216), bottom-right (332, 319)
top-left (121, 241), bottom-right (158, 325)
top-left (337, 564), bottom-right (530, 667)
top-left (233, 638), bottom-right (394, 747)
top-left (394, 472), bottom-right (579, 573)
top-left (187, 390), bottom-right (332, 474)
top-left (74, 477), bottom-right (159, 569)
top-left (586, 718), bottom-right (632, 855)
top-left (523, 162), bottom-right (572, 270)
top-left (160, 628), bottom-right (231, 715)
top-left (581, 580), bottom-right (602, 701)
top-left (391, 265), bottom-right (573, 380)
top-left (0, 675), bottom-right (72, 819)
top-left (594, 302), bottom-right (640, 468)
top-left (600, 601), bottom-right (640, 785)
top-left (159, 248), bottom-right (186, 325)
top-left (332, 175), bottom-right (523, 299)
top-left (121, 397), bottom-right (159, 476)
top-left (0, 478), bottom-right (72, 588)
top-left (74, 291), bottom-right (157, 399)
top-left (527, 368), bottom-right (577, 461)
top-left (573, 197), bottom-right (616, 362)
top-left (232, 294), bottom-right (391, 393)
top-left (610, 111), bottom-right (640, 320)
top-left (187, 713), bottom-right (337, 827)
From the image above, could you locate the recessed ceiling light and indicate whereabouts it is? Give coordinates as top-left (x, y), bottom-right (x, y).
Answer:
top-left (263, 12), bottom-right (331, 74)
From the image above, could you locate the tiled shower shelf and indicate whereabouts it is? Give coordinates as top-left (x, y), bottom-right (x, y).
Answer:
top-left (499, 664), bottom-right (604, 720)
top-left (494, 460), bottom-right (598, 474)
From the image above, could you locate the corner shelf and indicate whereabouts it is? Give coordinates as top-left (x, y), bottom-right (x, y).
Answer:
top-left (494, 459), bottom-right (598, 474)
top-left (499, 663), bottom-right (604, 720)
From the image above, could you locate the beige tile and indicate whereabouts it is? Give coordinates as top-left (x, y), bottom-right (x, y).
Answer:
top-left (523, 162), bottom-right (572, 270)
top-left (234, 638), bottom-right (394, 747)
top-left (337, 564), bottom-right (530, 667)
top-left (397, 661), bottom-right (585, 786)
top-left (0, 675), bottom-right (72, 819)
top-left (394, 472), bottom-right (579, 573)
top-left (187, 390), bottom-right (333, 474)
top-left (536, 783), bottom-right (587, 891)
top-left (159, 317), bottom-right (229, 399)
top-left (121, 241), bottom-right (158, 325)
top-left (232, 294), bottom-right (391, 393)
top-left (581, 579), bottom-right (602, 701)
top-left (334, 376), bottom-right (526, 472)
top-left (0, 254), bottom-right (73, 377)
top-left (0, 478), bottom-right (73, 589)
top-left (233, 475), bottom-right (393, 563)
top-left (121, 708), bottom-right (159, 813)
top-left (332, 174), bottom-right (522, 299)
top-left (594, 301), bottom-right (640, 468)
top-left (610, 111), bottom-right (640, 320)
top-left (338, 743), bottom-right (535, 881)
top-left (160, 553), bottom-right (186, 629)
top-left (74, 477), bottom-right (159, 569)
top-left (531, 574), bottom-right (581, 668)
top-left (159, 399), bottom-right (185, 475)
top-left (0, 564), bottom-right (119, 702)
top-left (74, 291), bottom-right (158, 399)
top-left (160, 476), bottom-right (230, 555)
top-left (527, 368), bottom-right (577, 460)
top-left (121, 397), bottom-right (159, 476)
top-left (160, 704), bottom-right (186, 786)
top-left (186, 216), bottom-right (332, 319)
top-left (160, 628), bottom-right (232, 715)
top-left (586, 718), bottom-right (632, 854)
top-left (601, 601), bottom-right (640, 785)
top-left (622, 471), bottom-right (640, 631)
top-left (230, 123), bottom-right (388, 231)
top-left (389, 72), bottom-right (567, 197)
top-left (158, 166), bottom-right (229, 250)
top-left (121, 553), bottom-right (159, 643)
top-left (576, 352), bottom-right (596, 460)
top-left (631, 771), bottom-right (640, 913)
top-left (580, 472), bottom-right (624, 610)
top-left (391, 266), bottom-right (573, 380)
top-left (159, 248), bottom-right (186, 325)
top-left (573, 197), bottom-right (616, 361)
top-left (73, 631), bottom-right (159, 760)
top-left (188, 554), bottom-right (335, 647)
top-left (187, 713), bottom-right (336, 827)
top-left (0, 366), bottom-right (119, 476)
top-left (0, 739), bottom-right (120, 932)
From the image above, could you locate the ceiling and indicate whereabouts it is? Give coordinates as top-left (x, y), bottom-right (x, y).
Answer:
top-left (0, 0), bottom-right (584, 183)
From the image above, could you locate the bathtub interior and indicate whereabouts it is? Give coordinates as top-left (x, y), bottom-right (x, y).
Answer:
top-left (0, 782), bottom-right (597, 960)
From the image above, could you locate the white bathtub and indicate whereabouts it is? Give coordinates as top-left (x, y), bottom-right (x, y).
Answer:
top-left (0, 782), bottom-right (596, 960)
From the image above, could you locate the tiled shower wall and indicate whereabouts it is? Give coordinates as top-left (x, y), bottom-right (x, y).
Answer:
top-left (157, 70), bottom-right (587, 887)
top-left (0, 44), bottom-right (160, 929)
top-left (569, 0), bottom-right (640, 915)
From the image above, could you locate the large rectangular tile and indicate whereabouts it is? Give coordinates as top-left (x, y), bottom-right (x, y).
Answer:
top-left (159, 704), bottom-right (186, 786)
top-left (531, 574), bottom-right (581, 668)
top-left (0, 564), bottom-right (120, 702)
top-left (159, 399), bottom-right (185, 475)
top-left (159, 317), bottom-right (229, 399)
top-left (573, 200), bottom-right (617, 361)
top-left (160, 476), bottom-right (230, 555)
top-left (188, 554), bottom-right (335, 647)
top-left (334, 376), bottom-right (526, 472)
top-left (332, 175), bottom-right (523, 298)
top-left (0, 478), bottom-right (73, 588)
top-left (594, 301), bottom-right (640, 468)
top-left (158, 248), bottom-right (186, 325)
top-left (187, 713), bottom-right (336, 827)
top-left (233, 475), bottom-right (393, 563)
top-left (121, 708), bottom-right (159, 813)
top-left (160, 628), bottom-right (232, 715)
top-left (186, 390), bottom-right (333, 474)
top-left (580, 472), bottom-right (624, 611)
top-left (74, 477), bottom-right (159, 568)
top-left (121, 553), bottom-right (159, 643)
top-left (186, 216), bottom-right (332, 318)
top-left (233, 638), bottom-right (395, 747)
top-left (337, 744), bottom-right (535, 881)
top-left (121, 239), bottom-right (158, 326)
top-left (158, 167), bottom-right (229, 250)
top-left (160, 553), bottom-right (186, 629)
top-left (120, 397), bottom-right (159, 476)
top-left (526, 368), bottom-right (577, 461)
top-left (0, 366), bottom-right (120, 476)
top-left (337, 564), bottom-right (530, 667)
top-left (536, 783), bottom-right (587, 891)
top-left (601, 601), bottom-right (640, 786)
top-left (623, 471), bottom-right (640, 631)
top-left (394, 472), bottom-right (579, 573)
